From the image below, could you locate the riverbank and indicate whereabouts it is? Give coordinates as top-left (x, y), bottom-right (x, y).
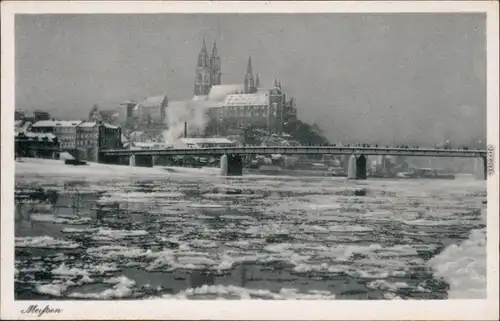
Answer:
top-left (15, 158), bottom-right (219, 182)
top-left (428, 227), bottom-right (486, 298)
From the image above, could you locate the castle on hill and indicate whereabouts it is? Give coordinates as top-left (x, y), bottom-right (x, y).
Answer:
top-left (182, 38), bottom-right (297, 134)
top-left (118, 38), bottom-right (298, 138)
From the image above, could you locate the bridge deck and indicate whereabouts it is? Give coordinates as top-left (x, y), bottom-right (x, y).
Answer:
top-left (101, 146), bottom-right (486, 158)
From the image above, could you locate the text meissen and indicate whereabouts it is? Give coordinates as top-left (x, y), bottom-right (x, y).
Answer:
top-left (21, 305), bottom-right (62, 317)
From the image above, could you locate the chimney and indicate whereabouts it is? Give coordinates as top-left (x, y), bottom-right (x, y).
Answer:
top-left (184, 122), bottom-right (188, 138)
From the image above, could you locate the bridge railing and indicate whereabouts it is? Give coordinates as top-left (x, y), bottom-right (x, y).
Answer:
top-left (100, 145), bottom-right (487, 158)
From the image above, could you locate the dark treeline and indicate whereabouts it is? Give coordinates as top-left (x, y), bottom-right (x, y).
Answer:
top-left (204, 117), bottom-right (330, 146)
top-left (283, 119), bottom-right (329, 145)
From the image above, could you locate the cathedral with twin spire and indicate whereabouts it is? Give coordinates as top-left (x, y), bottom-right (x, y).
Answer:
top-left (194, 39), bottom-right (260, 96)
top-left (186, 38), bottom-right (297, 134)
top-left (194, 39), bottom-right (221, 96)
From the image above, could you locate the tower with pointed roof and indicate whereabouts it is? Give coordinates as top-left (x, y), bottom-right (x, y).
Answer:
top-left (244, 56), bottom-right (257, 94)
top-left (194, 38), bottom-right (212, 96)
top-left (194, 39), bottom-right (222, 96)
top-left (268, 79), bottom-right (287, 133)
top-left (209, 41), bottom-right (222, 87)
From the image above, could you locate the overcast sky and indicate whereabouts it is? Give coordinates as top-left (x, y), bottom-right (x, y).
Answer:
top-left (15, 13), bottom-right (486, 144)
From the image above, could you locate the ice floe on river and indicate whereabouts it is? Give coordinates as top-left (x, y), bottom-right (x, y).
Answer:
top-left (16, 236), bottom-right (80, 249)
top-left (14, 158), bottom-right (487, 300)
top-left (428, 228), bottom-right (486, 299)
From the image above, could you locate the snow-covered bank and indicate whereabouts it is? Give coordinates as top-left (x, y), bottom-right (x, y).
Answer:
top-left (15, 158), bottom-right (218, 181)
top-left (428, 228), bottom-right (486, 299)
top-left (155, 165), bottom-right (220, 176)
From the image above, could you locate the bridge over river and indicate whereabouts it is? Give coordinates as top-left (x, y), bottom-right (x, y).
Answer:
top-left (100, 146), bottom-right (488, 180)
top-left (101, 146), bottom-right (486, 158)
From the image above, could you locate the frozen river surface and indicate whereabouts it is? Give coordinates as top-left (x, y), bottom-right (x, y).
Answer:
top-left (14, 160), bottom-right (486, 300)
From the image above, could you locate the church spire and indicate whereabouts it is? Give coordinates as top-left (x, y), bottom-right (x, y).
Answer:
top-left (244, 55), bottom-right (256, 94)
top-left (209, 39), bottom-right (221, 86)
top-left (202, 37), bottom-right (207, 53)
top-left (197, 37), bottom-right (209, 68)
top-left (212, 40), bottom-right (218, 56)
top-left (246, 56), bottom-right (253, 74)
top-left (195, 37), bottom-right (211, 95)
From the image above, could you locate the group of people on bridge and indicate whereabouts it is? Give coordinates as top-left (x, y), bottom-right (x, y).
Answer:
top-left (298, 142), bottom-right (474, 150)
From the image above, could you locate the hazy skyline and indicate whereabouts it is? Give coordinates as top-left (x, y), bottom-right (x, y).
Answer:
top-left (15, 13), bottom-right (486, 144)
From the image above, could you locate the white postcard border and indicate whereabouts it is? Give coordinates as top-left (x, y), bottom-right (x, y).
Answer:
top-left (1, 1), bottom-right (499, 320)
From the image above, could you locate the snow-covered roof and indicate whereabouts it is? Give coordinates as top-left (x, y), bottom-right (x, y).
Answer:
top-left (137, 95), bottom-right (167, 108)
top-left (223, 93), bottom-right (269, 107)
top-left (177, 137), bottom-right (235, 145)
top-left (103, 123), bottom-right (119, 129)
top-left (78, 121), bottom-right (98, 128)
top-left (77, 121), bottom-right (119, 129)
top-left (15, 120), bottom-right (23, 127)
top-left (207, 84), bottom-right (244, 102)
top-left (32, 120), bottom-right (82, 127)
top-left (15, 131), bottom-right (58, 142)
top-left (133, 142), bottom-right (171, 148)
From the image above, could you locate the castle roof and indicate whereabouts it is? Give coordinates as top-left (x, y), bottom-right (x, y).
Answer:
top-left (224, 92), bottom-right (269, 107)
top-left (206, 84), bottom-right (244, 102)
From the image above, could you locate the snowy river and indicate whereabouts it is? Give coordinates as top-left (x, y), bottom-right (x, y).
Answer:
top-left (14, 159), bottom-right (486, 300)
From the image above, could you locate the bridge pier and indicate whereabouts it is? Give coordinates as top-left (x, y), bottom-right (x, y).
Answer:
top-left (474, 156), bottom-right (487, 180)
top-left (347, 154), bottom-right (367, 180)
top-left (135, 155), bottom-right (154, 167)
top-left (343, 155), bottom-right (350, 174)
top-left (220, 154), bottom-right (243, 176)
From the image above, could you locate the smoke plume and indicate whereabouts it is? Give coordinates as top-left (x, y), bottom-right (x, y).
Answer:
top-left (162, 101), bottom-right (210, 144)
